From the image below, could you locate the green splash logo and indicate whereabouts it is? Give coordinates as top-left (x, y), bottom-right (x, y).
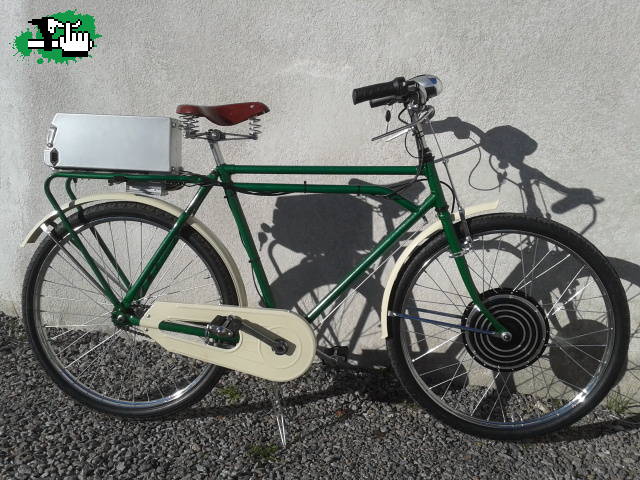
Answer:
top-left (12, 10), bottom-right (100, 64)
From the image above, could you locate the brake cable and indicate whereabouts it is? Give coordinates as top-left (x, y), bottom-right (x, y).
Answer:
top-left (425, 115), bottom-right (473, 247)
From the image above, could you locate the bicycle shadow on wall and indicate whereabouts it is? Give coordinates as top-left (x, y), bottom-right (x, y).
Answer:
top-left (259, 178), bottom-right (427, 367)
top-left (259, 118), bottom-right (640, 424)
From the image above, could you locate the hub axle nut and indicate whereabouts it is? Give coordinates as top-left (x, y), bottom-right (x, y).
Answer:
top-left (500, 331), bottom-right (512, 342)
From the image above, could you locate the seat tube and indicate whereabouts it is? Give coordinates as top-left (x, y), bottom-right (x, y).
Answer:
top-left (217, 167), bottom-right (276, 308)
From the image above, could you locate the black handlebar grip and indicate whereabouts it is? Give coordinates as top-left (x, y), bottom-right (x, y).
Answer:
top-left (352, 77), bottom-right (406, 105)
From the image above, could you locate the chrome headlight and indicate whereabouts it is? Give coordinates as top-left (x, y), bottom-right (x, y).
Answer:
top-left (411, 74), bottom-right (443, 100)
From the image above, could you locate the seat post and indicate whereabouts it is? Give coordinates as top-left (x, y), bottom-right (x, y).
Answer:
top-left (206, 132), bottom-right (226, 166)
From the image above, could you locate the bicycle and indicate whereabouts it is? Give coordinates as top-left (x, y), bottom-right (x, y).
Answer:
top-left (21, 74), bottom-right (630, 443)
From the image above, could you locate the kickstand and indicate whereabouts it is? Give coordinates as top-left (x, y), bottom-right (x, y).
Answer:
top-left (269, 383), bottom-right (287, 448)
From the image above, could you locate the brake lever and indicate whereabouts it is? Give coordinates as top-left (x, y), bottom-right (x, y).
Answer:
top-left (369, 96), bottom-right (398, 108)
top-left (371, 124), bottom-right (413, 142)
top-left (371, 106), bottom-right (434, 142)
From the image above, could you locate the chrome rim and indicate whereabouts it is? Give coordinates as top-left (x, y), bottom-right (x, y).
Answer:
top-left (32, 214), bottom-right (224, 409)
top-left (398, 229), bottom-right (615, 428)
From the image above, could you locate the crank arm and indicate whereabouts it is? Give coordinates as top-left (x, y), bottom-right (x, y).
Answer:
top-left (238, 319), bottom-right (292, 355)
top-left (152, 316), bottom-right (292, 355)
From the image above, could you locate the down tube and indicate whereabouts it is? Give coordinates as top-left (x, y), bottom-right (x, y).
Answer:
top-left (306, 193), bottom-right (436, 321)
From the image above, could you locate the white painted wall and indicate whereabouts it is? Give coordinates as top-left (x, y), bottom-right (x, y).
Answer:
top-left (2, 2), bottom-right (638, 377)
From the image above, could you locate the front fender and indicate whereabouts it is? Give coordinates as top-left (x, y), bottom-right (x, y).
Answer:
top-left (21, 192), bottom-right (248, 306)
top-left (380, 200), bottom-right (499, 338)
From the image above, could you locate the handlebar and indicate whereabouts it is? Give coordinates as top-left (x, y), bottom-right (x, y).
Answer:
top-left (353, 74), bottom-right (443, 109)
top-left (352, 77), bottom-right (409, 105)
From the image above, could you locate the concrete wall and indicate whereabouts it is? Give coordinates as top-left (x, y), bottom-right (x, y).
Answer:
top-left (2, 1), bottom-right (639, 378)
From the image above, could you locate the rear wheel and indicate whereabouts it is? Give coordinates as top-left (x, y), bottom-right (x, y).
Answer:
top-left (387, 213), bottom-right (629, 439)
top-left (22, 202), bottom-right (239, 418)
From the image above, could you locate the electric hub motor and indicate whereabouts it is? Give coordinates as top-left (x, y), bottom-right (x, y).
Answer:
top-left (461, 288), bottom-right (550, 372)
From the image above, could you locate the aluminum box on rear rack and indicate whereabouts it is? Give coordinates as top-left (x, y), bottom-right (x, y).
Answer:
top-left (43, 113), bottom-right (182, 173)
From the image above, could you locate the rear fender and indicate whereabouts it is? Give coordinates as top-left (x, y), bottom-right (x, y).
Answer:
top-left (20, 192), bottom-right (248, 306)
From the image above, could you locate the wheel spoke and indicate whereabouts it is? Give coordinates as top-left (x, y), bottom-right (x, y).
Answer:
top-left (429, 365), bottom-right (488, 391)
top-left (550, 337), bottom-right (605, 363)
top-left (487, 372), bottom-right (513, 422)
top-left (422, 269), bottom-right (465, 315)
top-left (440, 349), bottom-right (469, 400)
top-left (512, 248), bottom-right (552, 291)
top-left (436, 258), bottom-right (469, 310)
top-left (410, 297), bottom-right (467, 308)
top-left (143, 282), bottom-right (219, 302)
top-left (415, 283), bottom-right (470, 299)
top-left (79, 229), bottom-right (127, 294)
top-left (48, 265), bottom-right (110, 313)
top-left (394, 225), bottom-right (617, 433)
top-left (43, 278), bottom-right (104, 298)
top-left (419, 360), bottom-right (465, 377)
top-left (547, 279), bottom-right (594, 318)
top-left (488, 235), bottom-right (504, 291)
top-left (30, 211), bottom-right (228, 412)
top-left (552, 341), bottom-right (597, 377)
top-left (467, 254), bottom-right (500, 292)
top-left (545, 267), bottom-right (585, 317)
top-left (412, 333), bottom-right (461, 362)
top-left (65, 329), bottom-right (121, 369)
top-left (148, 241), bottom-right (188, 299)
top-left (124, 220), bottom-right (132, 280)
top-left (518, 253), bottom-right (571, 292)
top-left (404, 328), bottom-right (466, 348)
top-left (472, 375), bottom-right (498, 417)
top-left (558, 328), bottom-right (611, 341)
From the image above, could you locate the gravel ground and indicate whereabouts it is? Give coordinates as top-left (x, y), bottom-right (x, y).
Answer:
top-left (1, 313), bottom-right (639, 480)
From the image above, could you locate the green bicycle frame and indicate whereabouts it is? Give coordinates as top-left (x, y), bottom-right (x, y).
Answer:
top-left (43, 157), bottom-right (507, 335)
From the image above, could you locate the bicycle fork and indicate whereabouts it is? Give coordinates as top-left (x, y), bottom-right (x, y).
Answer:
top-left (408, 112), bottom-right (510, 338)
top-left (437, 207), bottom-right (510, 338)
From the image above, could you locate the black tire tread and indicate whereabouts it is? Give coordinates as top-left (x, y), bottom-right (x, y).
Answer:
top-left (386, 213), bottom-right (630, 439)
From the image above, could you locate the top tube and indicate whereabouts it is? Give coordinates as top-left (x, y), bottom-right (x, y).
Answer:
top-left (218, 164), bottom-right (422, 176)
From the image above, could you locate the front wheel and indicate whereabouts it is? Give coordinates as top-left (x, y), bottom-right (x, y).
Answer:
top-left (387, 213), bottom-right (629, 439)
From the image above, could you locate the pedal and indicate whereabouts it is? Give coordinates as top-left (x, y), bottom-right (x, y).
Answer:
top-left (205, 315), bottom-right (291, 355)
top-left (269, 384), bottom-right (287, 448)
top-left (318, 345), bottom-right (349, 365)
top-left (204, 315), bottom-right (241, 349)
